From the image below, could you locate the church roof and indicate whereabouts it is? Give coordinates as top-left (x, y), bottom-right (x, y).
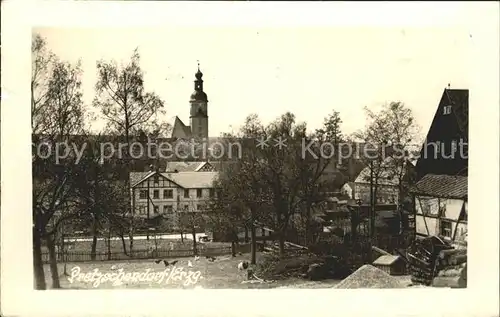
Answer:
top-left (171, 116), bottom-right (192, 139)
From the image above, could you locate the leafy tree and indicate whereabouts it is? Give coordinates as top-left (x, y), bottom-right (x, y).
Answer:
top-left (214, 113), bottom-right (311, 259)
top-left (294, 110), bottom-right (345, 245)
top-left (353, 102), bottom-right (420, 234)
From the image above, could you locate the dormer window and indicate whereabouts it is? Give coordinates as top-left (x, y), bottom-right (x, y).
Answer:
top-left (443, 105), bottom-right (452, 115)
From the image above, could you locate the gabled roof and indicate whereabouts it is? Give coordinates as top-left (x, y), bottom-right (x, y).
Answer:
top-left (410, 174), bottom-right (467, 199)
top-left (195, 161), bottom-right (216, 171)
top-left (130, 171), bottom-right (155, 188)
top-left (130, 170), bottom-right (218, 189)
top-left (163, 171), bottom-right (218, 189)
top-left (342, 182), bottom-right (355, 189)
top-left (171, 116), bottom-right (192, 139)
top-left (354, 157), bottom-right (402, 186)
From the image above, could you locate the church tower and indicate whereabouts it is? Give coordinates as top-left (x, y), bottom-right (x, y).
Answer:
top-left (189, 63), bottom-right (209, 139)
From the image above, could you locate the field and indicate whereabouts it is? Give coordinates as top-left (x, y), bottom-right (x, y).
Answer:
top-left (43, 233), bottom-right (228, 254)
top-left (44, 252), bottom-right (342, 289)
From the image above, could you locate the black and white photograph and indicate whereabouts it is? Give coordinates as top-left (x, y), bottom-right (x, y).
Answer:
top-left (2, 1), bottom-right (499, 316)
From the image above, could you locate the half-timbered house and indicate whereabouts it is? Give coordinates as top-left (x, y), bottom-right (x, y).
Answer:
top-left (129, 169), bottom-right (218, 222)
top-left (412, 88), bottom-right (468, 244)
top-left (412, 174), bottom-right (467, 246)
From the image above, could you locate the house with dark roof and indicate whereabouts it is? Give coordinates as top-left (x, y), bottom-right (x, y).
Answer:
top-left (415, 88), bottom-right (468, 181)
top-left (411, 174), bottom-right (467, 244)
top-left (411, 88), bottom-right (469, 244)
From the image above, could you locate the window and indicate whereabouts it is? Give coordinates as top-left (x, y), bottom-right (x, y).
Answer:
top-left (139, 190), bottom-right (148, 199)
top-left (418, 198), bottom-right (431, 215)
top-left (209, 188), bottom-right (215, 197)
top-left (184, 204), bottom-right (189, 211)
top-left (163, 189), bottom-right (173, 199)
top-left (197, 189), bottom-right (203, 198)
top-left (184, 189), bottom-right (190, 198)
top-left (163, 205), bottom-right (173, 213)
top-left (154, 175), bottom-right (159, 184)
top-left (153, 190), bottom-right (159, 199)
top-left (443, 105), bottom-right (452, 115)
top-left (138, 206), bottom-right (146, 215)
top-left (440, 220), bottom-right (452, 238)
top-left (154, 206), bottom-right (159, 214)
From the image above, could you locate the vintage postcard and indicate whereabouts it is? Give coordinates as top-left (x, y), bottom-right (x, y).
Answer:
top-left (1, 1), bottom-right (499, 316)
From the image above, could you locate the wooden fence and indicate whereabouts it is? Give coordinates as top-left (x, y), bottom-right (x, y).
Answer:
top-left (42, 245), bottom-right (234, 264)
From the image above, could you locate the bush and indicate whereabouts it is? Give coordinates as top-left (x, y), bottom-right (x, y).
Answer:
top-left (256, 249), bottom-right (352, 281)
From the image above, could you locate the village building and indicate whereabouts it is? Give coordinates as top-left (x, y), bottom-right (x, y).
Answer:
top-left (412, 174), bottom-right (467, 245)
top-left (340, 182), bottom-right (355, 199)
top-left (129, 169), bottom-right (218, 220)
top-left (412, 88), bottom-right (468, 244)
top-left (352, 157), bottom-right (401, 205)
top-left (414, 88), bottom-right (468, 180)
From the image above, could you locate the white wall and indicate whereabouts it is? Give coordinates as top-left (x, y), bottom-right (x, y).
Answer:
top-left (415, 195), bottom-right (467, 241)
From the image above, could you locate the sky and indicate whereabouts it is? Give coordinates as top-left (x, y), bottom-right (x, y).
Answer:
top-left (35, 25), bottom-right (472, 138)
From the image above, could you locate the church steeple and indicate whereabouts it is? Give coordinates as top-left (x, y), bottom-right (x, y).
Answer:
top-left (189, 62), bottom-right (209, 139)
top-left (191, 61), bottom-right (208, 102)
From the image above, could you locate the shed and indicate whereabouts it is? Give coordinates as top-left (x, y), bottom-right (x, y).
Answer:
top-left (372, 255), bottom-right (406, 276)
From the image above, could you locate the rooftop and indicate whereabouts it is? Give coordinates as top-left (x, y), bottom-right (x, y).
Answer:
top-left (410, 174), bottom-right (467, 199)
top-left (130, 170), bottom-right (218, 189)
top-left (373, 255), bottom-right (402, 266)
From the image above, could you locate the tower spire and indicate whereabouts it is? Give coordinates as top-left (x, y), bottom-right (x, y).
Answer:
top-left (190, 62), bottom-right (208, 102)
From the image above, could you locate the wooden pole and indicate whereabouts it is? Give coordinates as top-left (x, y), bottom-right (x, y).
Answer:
top-left (370, 160), bottom-right (374, 239)
top-left (147, 178), bottom-right (150, 240)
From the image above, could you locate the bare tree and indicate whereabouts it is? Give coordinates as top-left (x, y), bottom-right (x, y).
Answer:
top-left (31, 34), bottom-right (55, 135)
top-left (93, 48), bottom-right (166, 253)
top-left (76, 134), bottom-right (131, 259)
top-left (177, 207), bottom-right (205, 256)
top-left (32, 51), bottom-right (88, 289)
top-left (93, 48), bottom-right (166, 142)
